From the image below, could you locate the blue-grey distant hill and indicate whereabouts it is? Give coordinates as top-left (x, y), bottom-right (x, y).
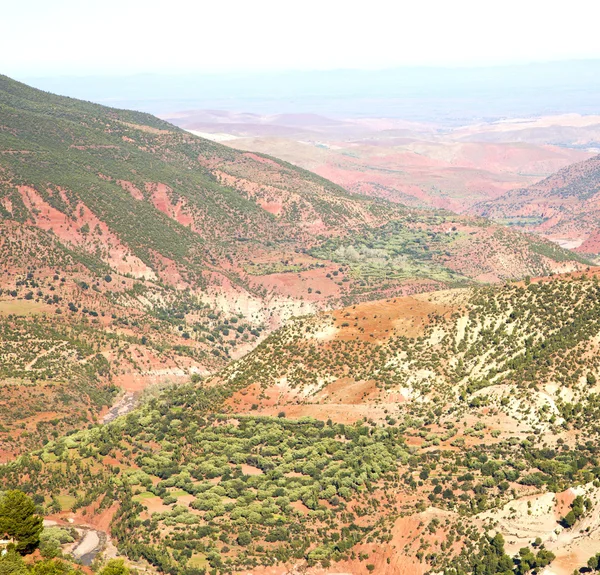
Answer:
top-left (18, 60), bottom-right (600, 124)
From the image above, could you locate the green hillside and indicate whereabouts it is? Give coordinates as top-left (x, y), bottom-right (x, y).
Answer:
top-left (0, 74), bottom-right (594, 460)
top-left (4, 273), bottom-right (600, 574)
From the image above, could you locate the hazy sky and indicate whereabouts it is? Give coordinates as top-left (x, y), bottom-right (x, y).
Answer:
top-left (3, 0), bottom-right (600, 77)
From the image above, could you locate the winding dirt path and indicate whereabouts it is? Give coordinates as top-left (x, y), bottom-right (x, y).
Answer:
top-left (25, 342), bottom-right (67, 370)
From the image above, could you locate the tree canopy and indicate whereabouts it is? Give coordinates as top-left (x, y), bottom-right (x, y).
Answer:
top-left (0, 491), bottom-right (43, 554)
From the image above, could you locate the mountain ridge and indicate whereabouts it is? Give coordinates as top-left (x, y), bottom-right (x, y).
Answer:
top-left (472, 154), bottom-right (600, 254)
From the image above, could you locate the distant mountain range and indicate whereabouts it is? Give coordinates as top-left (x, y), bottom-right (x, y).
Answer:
top-left (165, 108), bottom-right (598, 214)
top-left (473, 154), bottom-right (600, 253)
top-left (19, 60), bottom-right (600, 121)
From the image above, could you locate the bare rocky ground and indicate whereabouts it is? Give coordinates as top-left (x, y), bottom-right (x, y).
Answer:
top-left (101, 392), bottom-right (138, 424)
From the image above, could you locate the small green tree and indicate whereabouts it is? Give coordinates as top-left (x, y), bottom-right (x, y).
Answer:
top-left (562, 510), bottom-right (577, 528)
top-left (99, 559), bottom-right (130, 575)
top-left (561, 495), bottom-right (587, 528)
top-left (0, 549), bottom-right (28, 575)
top-left (0, 490), bottom-right (43, 554)
top-left (236, 531), bottom-right (252, 546)
top-left (588, 553), bottom-right (600, 571)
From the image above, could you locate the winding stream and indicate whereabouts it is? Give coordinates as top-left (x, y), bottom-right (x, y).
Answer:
top-left (62, 384), bottom-right (181, 564)
top-left (46, 394), bottom-right (137, 565)
top-left (72, 528), bottom-right (107, 566)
